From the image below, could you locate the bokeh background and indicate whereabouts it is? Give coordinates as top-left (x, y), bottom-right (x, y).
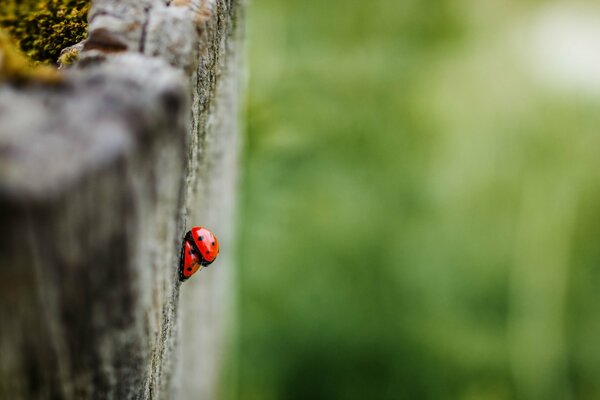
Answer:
top-left (233, 1), bottom-right (600, 399)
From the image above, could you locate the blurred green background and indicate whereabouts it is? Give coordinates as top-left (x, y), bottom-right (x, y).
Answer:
top-left (233, 0), bottom-right (600, 399)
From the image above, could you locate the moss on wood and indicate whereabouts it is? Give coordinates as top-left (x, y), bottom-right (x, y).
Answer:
top-left (0, 0), bottom-right (89, 65)
top-left (0, 30), bottom-right (62, 83)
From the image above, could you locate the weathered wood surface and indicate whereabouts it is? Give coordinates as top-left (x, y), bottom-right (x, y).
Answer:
top-left (0, 0), bottom-right (243, 399)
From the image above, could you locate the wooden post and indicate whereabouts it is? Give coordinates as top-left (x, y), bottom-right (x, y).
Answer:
top-left (0, 0), bottom-right (243, 398)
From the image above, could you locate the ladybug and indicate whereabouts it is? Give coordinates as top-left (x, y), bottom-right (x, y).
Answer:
top-left (179, 226), bottom-right (220, 281)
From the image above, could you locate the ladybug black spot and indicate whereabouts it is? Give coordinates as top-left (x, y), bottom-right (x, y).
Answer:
top-left (199, 235), bottom-right (204, 241)
top-left (187, 267), bottom-right (192, 272)
top-left (212, 241), bottom-right (215, 246)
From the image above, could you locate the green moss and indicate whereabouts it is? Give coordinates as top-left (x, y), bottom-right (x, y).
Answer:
top-left (57, 44), bottom-right (81, 67)
top-left (0, 29), bottom-right (62, 83)
top-left (0, 0), bottom-right (89, 65)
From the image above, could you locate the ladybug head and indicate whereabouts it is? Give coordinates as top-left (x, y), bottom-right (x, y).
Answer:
top-left (189, 226), bottom-right (219, 266)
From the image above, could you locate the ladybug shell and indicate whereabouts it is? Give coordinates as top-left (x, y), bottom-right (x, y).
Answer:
top-left (180, 239), bottom-right (202, 280)
top-left (189, 226), bottom-right (219, 266)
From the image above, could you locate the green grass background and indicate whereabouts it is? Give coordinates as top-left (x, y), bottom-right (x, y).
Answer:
top-left (234, 0), bottom-right (600, 399)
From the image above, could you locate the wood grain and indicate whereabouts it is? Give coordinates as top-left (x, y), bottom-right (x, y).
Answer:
top-left (0, 0), bottom-right (243, 398)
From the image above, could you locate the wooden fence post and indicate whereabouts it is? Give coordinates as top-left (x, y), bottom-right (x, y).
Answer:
top-left (0, 0), bottom-right (243, 398)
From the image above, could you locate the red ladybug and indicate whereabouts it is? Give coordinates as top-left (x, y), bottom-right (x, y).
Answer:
top-left (179, 226), bottom-right (220, 281)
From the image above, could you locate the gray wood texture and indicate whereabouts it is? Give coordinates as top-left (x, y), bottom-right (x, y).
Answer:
top-left (0, 0), bottom-right (243, 398)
